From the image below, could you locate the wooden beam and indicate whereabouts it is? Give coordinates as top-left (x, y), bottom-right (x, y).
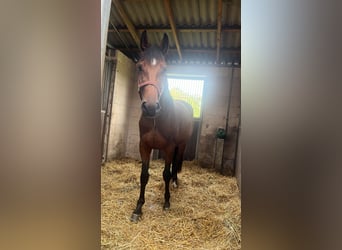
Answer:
top-left (112, 0), bottom-right (140, 46)
top-left (108, 27), bottom-right (241, 33)
top-left (163, 0), bottom-right (182, 60)
top-left (216, 0), bottom-right (223, 62)
top-left (177, 48), bottom-right (240, 54)
top-left (116, 47), bottom-right (240, 54)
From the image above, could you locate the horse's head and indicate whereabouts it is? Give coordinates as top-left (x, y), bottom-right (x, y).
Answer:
top-left (137, 30), bottom-right (169, 117)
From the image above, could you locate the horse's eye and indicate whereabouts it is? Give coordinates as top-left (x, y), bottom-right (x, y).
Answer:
top-left (137, 65), bottom-right (143, 72)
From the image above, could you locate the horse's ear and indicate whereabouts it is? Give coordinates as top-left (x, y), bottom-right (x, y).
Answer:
top-left (140, 30), bottom-right (149, 51)
top-left (160, 33), bottom-right (169, 55)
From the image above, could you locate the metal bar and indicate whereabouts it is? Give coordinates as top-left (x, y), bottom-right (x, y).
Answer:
top-left (101, 58), bottom-right (114, 163)
top-left (110, 20), bottom-right (130, 49)
top-left (102, 57), bottom-right (117, 163)
top-left (101, 0), bottom-right (112, 98)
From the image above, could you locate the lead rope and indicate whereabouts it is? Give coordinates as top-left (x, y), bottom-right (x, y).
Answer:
top-left (152, 118), bottom-right (156, 149)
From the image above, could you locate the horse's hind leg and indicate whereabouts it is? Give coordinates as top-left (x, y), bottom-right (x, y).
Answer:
top-left (162, 146), bottom-right (174, 210)
top-left (130, 143), bottom-right (151, 222)
top-left (171, 143), bottom-right (186, 188)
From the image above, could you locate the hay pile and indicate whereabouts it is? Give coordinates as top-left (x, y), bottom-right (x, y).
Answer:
top-left (101, 158), bottom-right (241, 250)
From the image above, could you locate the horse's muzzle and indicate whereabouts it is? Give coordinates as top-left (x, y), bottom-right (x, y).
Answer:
top-left (141, 101), bottom-right (161, 117)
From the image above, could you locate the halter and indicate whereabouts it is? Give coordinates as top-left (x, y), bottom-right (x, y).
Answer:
top-left (138, 80), bottom-right (163, 99)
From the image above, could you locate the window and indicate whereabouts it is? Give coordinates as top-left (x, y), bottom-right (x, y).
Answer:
top-left (167, 77), bottom-right (204, 118)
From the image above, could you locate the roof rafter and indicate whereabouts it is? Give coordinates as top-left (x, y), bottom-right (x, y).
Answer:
top-left (163, 0), bottom-right (182, 60)
top-left (116, 47), bottom-right (240, 54)
top-left (216, 0), bottom-right (223, 62)
top-left (108, 27), bottom-right (241, 33)
top-left (112, 0), bottom-right (140, 47)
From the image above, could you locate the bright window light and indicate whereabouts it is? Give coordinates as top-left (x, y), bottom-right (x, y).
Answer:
top-left (167, 78), bottom-right (204, 118)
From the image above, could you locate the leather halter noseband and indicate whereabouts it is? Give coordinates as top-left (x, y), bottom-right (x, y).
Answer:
top-left (138, 80), bottom-right (163, 99)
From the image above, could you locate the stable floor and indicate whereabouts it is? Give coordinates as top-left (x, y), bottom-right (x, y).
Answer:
top-left (101, 158), bottom-right (241, 250)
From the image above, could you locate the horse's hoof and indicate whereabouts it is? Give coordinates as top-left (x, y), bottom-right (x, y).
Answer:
top-left (172, 181), bottom-right (178, 188)
top-left (130, 213), bottom-right (141, 222)
top-left (163, 203), bottom-right (170, 211)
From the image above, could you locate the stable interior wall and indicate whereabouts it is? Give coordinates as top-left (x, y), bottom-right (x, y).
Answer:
top-left (107, 53), bottom-right (241, 176)
top-left (105, 50), bottom-right (142, 160)
top-left (107, 51), bottom-right (136, 160)
top-left (222, 68), bottom-right (241, 175)
top-left (166, 65), bottom-right (240, 173)
top-left (125, 70), bottom-right (141, 160)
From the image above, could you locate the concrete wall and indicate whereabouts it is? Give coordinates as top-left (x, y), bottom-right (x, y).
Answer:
top-left (222, 68), bottom-right (241, 175)
top-left (125, 75), bottom-right (141, 159)
top-left (107, 51), bottom-right (136, 159)
top-left (166, 65), bottom-right (239, 170)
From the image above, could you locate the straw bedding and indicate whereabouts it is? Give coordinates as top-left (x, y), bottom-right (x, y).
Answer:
top-left (101, 158), bottom-right (241, 250)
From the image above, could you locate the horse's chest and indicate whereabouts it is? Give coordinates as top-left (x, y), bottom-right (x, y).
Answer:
top-left (141, 128), bottom-right (172, 149)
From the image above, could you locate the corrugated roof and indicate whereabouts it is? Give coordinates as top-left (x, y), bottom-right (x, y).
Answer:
top-left (107, 0), bottom-right (241, 66)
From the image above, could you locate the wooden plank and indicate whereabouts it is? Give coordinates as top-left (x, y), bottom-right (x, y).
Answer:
top-left (164, 0), bottom-right (182, 60)
top-left (216, 0), bottom-right (223, 62)
top-left (113, 0), bottom-right (140, 46)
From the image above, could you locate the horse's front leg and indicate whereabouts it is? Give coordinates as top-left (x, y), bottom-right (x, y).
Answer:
top-left (163, 146), bottom-right (175, 210)
top-left (130, 143), bottom-right (151, 222)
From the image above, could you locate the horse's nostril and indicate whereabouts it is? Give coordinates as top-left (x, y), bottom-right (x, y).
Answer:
top-left (156, 102), bottom-right (160, 110)
top-left (141, 102), bottom-right (148, 112)
top-left (141, 101), bottom-right (157, 116)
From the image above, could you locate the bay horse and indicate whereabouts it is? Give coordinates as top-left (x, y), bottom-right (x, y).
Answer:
top-left (130, 31), bottom-right (194, 222)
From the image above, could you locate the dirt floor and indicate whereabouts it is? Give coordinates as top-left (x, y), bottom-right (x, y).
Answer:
top-left (101, 158), bottom-right (241, 250)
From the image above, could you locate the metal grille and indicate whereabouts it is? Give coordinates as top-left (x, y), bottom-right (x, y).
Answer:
top-left (167, 77), bottom-right (204, 118)
top-left (101, 57), bottom-right (116, 163)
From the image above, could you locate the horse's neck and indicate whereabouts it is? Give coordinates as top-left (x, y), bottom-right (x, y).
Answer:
top-left (160, 87), bottom-right (174, 114)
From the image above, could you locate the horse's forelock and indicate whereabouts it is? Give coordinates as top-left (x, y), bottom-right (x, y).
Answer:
top-left (140, 45), bottom-right (165, 63)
